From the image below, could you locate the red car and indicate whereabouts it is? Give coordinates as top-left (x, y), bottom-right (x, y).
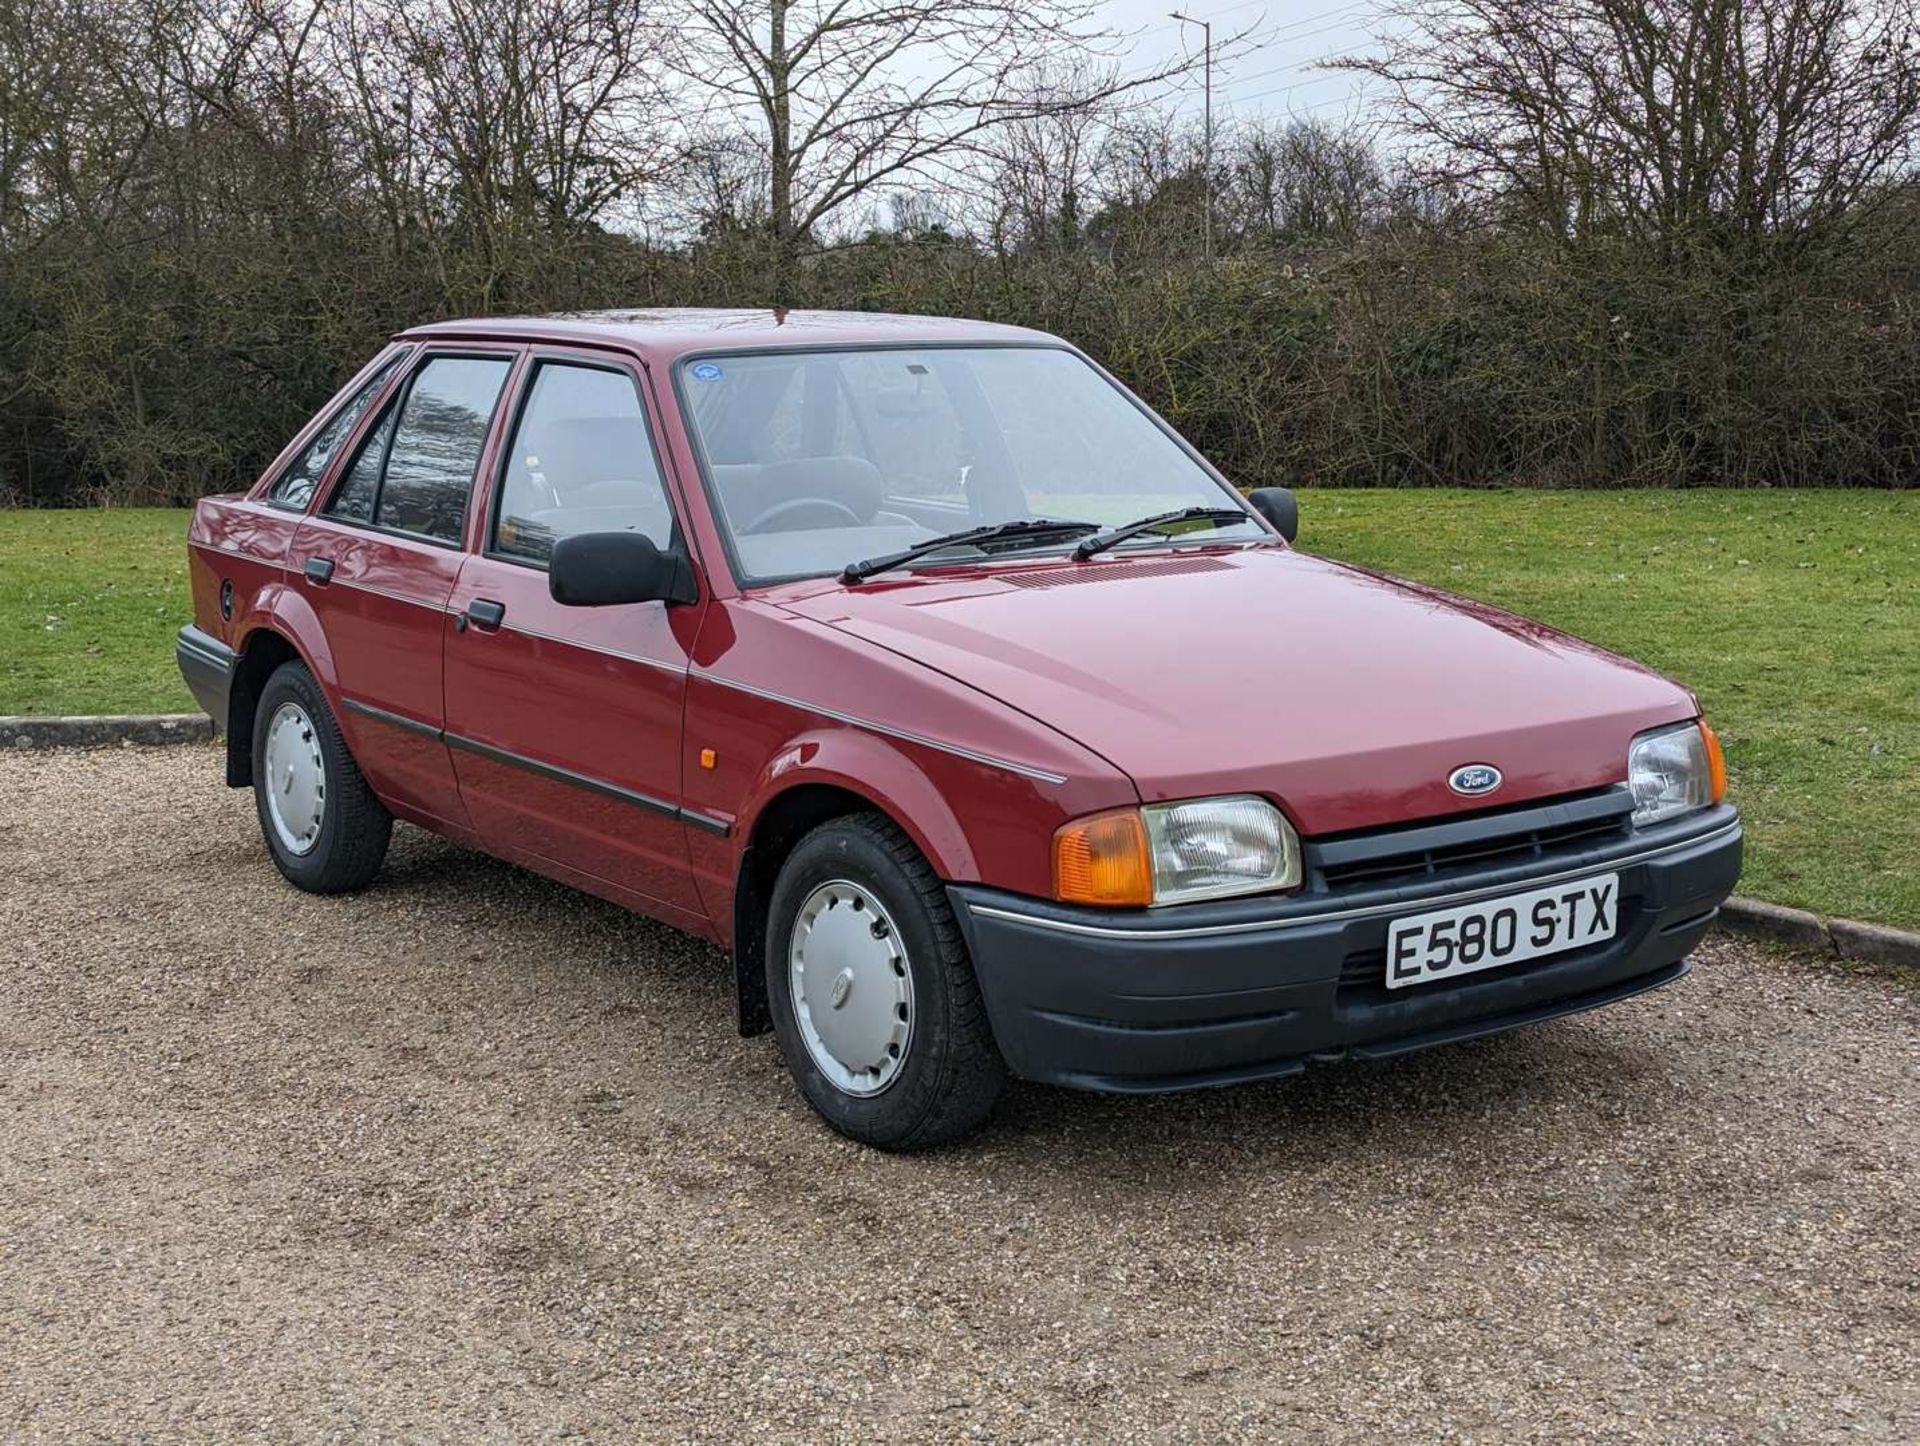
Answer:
top-left (178, 310), bottom-right (1742, 1148)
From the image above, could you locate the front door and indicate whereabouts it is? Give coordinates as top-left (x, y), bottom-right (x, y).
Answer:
top-left (442, 355), bottom-right (706, 923)
top-left (294, 349), bottom-right (517, 829)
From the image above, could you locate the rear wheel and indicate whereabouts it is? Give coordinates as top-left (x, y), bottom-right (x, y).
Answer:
top-left (252, 660), bottom-right (391, 893)
top-left (766, 813), bottom-right (1007, 1150)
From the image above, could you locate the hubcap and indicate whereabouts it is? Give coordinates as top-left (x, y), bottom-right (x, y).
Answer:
top-left (262, 701), bottom-right (326, 856)
top-left (788, 880), bottom-right (914, 1097)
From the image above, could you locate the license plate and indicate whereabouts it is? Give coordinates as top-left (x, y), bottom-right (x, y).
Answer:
top-left (1385, 873), bottom-right (1620, 990)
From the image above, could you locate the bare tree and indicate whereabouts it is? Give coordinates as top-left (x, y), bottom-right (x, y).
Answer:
top-left (1231, 117), bottom-right (1385, 245)
top-left (667, 0), bottom-right (1211, 299)
top-left (331, 0), bottom-right (673, 305)
top-left (1074, 110), bottom-right (1213, 264)
top-left (1343, 0), bottom-right (1920, 253)
top-left (980, 59), bottom-right (1128, 256)
top-left (682, 130), bottom-right (773, 240)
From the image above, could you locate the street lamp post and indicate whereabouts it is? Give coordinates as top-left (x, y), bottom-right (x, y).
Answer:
top-left (1170, 10), bottom-right (1213, 262)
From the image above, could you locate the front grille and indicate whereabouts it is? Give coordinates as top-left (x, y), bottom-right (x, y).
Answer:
top-left (1306, 787), bottom-right (1634, 897)
top-left (1317, 810), bottom-right (1627, 892)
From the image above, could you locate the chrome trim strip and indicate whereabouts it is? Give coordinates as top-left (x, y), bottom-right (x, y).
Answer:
top-left (340, 696), bottom-right (719, 830)
top-left (197, 541), bottom-right (277, 567)
top-left (693, 673), bottom-right (1071, 784)
top-left (499, 621), bottom-right (686, 674)
top-left (326, 576), bottom-right (456, 613)
top-left (968, 819), bottom-right (1743, 940)
top-left (443, 733), bottom-right (680, 818)
top-left (340, 697), bottom-right (441, 738)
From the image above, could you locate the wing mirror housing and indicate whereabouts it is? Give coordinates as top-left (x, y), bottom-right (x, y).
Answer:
top-left (1246, 487), bottom-right (1298, 542)
top-left (549, 532), bottom-right (697, 607)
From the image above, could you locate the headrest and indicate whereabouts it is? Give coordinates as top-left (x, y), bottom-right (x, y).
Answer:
top-left (521, 416), bottom-right (651, 488)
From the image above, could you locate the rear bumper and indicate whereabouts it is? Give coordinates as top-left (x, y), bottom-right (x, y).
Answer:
top-left (176, 624), bottom-right (235, 724)
top-left (949, 807), bottom-right (1742, 1092)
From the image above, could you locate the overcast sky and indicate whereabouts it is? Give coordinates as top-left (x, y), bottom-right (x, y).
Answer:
top-left (1092, 0), bottom-right (1387, 128)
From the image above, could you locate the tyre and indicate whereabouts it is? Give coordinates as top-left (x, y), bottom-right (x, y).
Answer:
top-left (251, 659), bottom-right (392, 893)
top-left (766, 812), bottom-right (1009, 1150)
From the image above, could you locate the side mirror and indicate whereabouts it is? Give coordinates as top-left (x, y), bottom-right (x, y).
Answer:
top-left (549, 531), bottom-right (696, 607)
top-left (1247, 487), bottom-right (1298, 542)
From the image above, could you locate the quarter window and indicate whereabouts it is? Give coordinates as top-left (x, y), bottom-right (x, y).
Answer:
top-left (325, 355), bottom-right (512, 543)
top-left (266, 353), bottom-right (404, 511)
top-left (492, 362), bottom-right (676, 566)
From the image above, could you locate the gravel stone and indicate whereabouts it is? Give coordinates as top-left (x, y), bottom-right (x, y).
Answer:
top-left (3, 746), bottom-right (1915, 1441)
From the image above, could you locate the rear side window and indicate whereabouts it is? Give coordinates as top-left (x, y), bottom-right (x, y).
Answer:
top-left (325, 408), bottom-right (393, 524)
top-left (326, 355), bottom-right (512, 543)
top-left (492, 362), bottom-right (676, 566)
top-left (266, 353), bottom-right (404, 511)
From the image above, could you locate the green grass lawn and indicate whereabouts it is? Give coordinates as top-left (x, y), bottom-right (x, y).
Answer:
top-left (1308, 490), bottom-right (1917, 933)
top-left (2, 492), bottom-right (1915, 929)
top-left (1, 508), bottom-right (196, 716)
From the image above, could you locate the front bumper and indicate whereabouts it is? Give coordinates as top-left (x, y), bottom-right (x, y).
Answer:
top-left (949, 805), bottom-right (1742, 1092)
top-left (176, 624), bottom-right (235, 724)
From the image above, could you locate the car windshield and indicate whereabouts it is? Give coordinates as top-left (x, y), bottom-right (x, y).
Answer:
top-left (679, 345), bottom-right (1264, 583)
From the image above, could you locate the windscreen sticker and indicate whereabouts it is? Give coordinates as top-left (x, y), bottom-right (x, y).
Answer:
top-left (690, 361), bottom-right (724, 381)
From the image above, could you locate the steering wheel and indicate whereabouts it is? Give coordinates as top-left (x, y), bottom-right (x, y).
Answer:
top-left (743, 496), bottom-right (865, 534)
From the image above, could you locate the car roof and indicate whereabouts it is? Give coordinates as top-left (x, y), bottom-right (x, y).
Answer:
top-left (395, 308), bottom-right (1059, 361)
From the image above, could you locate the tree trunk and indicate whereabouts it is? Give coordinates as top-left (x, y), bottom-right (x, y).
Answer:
top-left (768, 0), bottom-right (796, 304)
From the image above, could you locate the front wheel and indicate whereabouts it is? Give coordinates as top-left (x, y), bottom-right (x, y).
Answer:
top-left (251, 660), bottom-right (391, 893)
top-left (766, 813), bottom-right (1008, 1150)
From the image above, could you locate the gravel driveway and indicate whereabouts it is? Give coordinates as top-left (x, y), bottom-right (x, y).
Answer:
top-left (2, 746), bottom-right (1914, 1442)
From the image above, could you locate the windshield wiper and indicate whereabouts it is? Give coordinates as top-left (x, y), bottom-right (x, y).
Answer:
top-left (841, 518), bottom-right (1099, 583)
top-left (1070, 505), bottom-right (1255, 561)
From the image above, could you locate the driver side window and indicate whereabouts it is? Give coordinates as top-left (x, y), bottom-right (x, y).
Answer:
top-left (492, 361), bottom-right (676, 566)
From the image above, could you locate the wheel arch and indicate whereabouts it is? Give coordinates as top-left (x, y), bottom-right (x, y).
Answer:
top-left (223, 587), bottom-right (335, 787)
top-left (727, 752), bottom-right (973, 1037)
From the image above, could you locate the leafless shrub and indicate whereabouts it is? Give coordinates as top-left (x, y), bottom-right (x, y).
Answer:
top-left (1343, 0), bottom-right (1920, 254)
top-left (0, 0), bottom-right (1914, 503)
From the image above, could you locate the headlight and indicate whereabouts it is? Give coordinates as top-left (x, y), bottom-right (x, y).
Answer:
top-left (1053, 795), bottom-right (1301, 906)
top-left (1628, 720), bottom-right (1727, 827)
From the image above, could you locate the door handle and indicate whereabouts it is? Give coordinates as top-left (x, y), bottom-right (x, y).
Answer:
top-left (463, 598), bottom-right (506, 632)
top-left (304, 557), bottom-right (334, 585)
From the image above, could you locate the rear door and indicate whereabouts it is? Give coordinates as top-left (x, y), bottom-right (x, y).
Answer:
top-left (293, 347), bottom-right (518, 829)
top-left (442, 352), bottom-right (707, 923)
